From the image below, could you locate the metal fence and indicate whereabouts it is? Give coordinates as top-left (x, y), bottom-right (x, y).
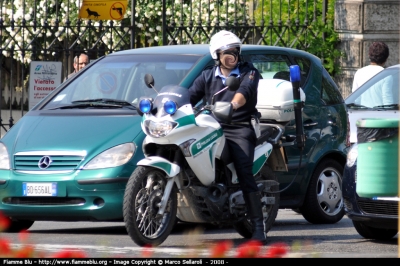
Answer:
top-left (0, 0), bottom-right (330, 134)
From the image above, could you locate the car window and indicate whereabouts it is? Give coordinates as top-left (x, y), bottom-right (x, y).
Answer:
top-left (321, 68), bottom-right (344, 105)
top-left (244, 54), bottom-right (292, 81)
top-left (42, 54), bottom-right (201, 109)
top-left (294, 57), bottom-right (311, 86)
top-left (244, 54), bottom-right (310, 86)
top-left (346, 66), bottom-right (399, 108)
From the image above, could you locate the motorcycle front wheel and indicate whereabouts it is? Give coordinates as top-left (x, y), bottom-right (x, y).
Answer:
top-left (233, 165), bottom-right (280, 238)
top-left (123, 166), bottom-right (178, 247)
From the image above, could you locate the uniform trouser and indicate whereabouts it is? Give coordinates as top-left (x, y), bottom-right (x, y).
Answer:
top-left (222, 123), bottom-right (258, 194)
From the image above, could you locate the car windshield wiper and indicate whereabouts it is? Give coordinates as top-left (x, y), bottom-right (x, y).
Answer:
top-left (346, 103), bottom-right (370, 109)
top-left (48, 103), bottom-right (124, 110)
top-left (49, 98), bottom-right (137, 110)
top-left (72, 98), bottom-right (136, 108)
top-left (372, 104), bottom-right (399, 110)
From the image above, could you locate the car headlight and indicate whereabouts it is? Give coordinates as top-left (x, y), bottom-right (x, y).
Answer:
top-left (83, 143), bottom-right (136, 169)
top-left (144, 120), bottom-right (177, 138)
top-left (346, 144), bottom-right (358, 168)
top-left (0, 143), bottom-right (10, 169)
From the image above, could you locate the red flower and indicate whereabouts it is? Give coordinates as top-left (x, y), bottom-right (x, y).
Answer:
top-left (263, 242), bottom-right (288, 258)
top-left (141, 244), bottom-right (153, 258)
top-left (0, 212), bottom-right (11, 231)
top-left (18, 230), bottom-right (30, 242)
top-left (0, 238), bottom-right (12, 255)
top-left (51, 249), bottom-right (87, 258)
top-left (235, 240), bottom-right (262, 258)
top-left (210, 240), bottom-right (233, 258)
top-left (14, 245), bottom-right (35, 258)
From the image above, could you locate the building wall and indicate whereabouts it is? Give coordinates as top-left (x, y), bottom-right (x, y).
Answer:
top-left (334, 0), bottom-right (400, 98)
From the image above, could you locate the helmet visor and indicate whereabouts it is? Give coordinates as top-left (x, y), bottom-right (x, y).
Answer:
top-left (216, 43), bottom-right (240, 53)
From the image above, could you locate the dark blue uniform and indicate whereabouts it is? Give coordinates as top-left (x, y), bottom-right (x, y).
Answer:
top-left (188, 62), bottom-right (261, 193)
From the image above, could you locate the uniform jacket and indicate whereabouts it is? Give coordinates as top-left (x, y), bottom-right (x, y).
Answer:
top-left (188, 62), bottom-right (260, 123)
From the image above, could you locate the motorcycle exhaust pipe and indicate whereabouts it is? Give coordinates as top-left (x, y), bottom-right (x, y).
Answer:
top-left (207, 183), bottom-right (227, 203)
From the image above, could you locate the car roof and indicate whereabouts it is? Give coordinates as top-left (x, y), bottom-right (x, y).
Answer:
top-left (109, 44), bottom-right (320, 60)
top-left (386, 64), bottom-right (400, 69)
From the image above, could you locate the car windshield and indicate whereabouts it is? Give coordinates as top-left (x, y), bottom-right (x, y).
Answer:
top-left (345, 66), bottom-right (399, 109)
top-left (42, 54), bottom-right (201, 110)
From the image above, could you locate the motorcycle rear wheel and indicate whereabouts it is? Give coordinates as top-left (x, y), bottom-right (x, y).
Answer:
top-left (233, 165), bottom-right (280, 238)
top-left (123, 166), bottom-right (178, 247)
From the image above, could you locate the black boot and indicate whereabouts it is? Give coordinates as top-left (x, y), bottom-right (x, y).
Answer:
top-left (244, 191), bottom-right (266, 243)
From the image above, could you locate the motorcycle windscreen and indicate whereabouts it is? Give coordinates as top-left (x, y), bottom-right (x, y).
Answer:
top-left (152, 85), bottom-right (190, 118)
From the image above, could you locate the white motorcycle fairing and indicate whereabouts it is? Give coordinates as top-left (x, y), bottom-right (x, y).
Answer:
top-left (137, 156), bottom-right (180, 177)
top-left (141, 103), bottom-right (272, 186)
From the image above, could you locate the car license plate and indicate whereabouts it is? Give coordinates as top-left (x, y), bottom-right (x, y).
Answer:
top-left (23, 183), bottom-right (57, 196)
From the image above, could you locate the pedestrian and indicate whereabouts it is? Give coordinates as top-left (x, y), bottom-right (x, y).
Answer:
top-left (65, 52), bottom-right (90, 81)
top-left (352, 41), bottom-right (389, 92)
top-left (188, 30), bottom-right (265, 243)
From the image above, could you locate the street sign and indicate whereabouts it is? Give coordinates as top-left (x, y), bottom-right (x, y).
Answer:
top-left (29, 61), bottom-right (62, 110)
top-left (78, 0), bottom-right (127, 20)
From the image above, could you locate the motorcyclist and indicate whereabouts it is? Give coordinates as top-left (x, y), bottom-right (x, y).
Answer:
top-left (188, 30), bottom-right (265, 243)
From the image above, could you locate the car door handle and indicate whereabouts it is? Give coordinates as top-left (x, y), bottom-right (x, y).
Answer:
top-left (303, 122), bottom-right (318, 127)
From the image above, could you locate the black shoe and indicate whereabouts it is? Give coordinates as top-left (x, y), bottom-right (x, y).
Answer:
top-left (243, 191), bottom-right (267, 243)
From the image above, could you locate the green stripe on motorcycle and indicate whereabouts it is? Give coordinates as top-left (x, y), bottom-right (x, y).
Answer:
top-left (151, 162), bottom-right (172, 175)
top-left (176, 114), bottom-right (196, 128)
top-left (252, 151), bottom-right (270, 175)
top-left (209, 142), bottom-right (217, 168)
top-left (191, 128), bottom-right (223, 156)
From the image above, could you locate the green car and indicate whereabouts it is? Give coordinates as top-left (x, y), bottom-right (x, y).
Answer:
top-left (0, 45), bottom-right (348, 231)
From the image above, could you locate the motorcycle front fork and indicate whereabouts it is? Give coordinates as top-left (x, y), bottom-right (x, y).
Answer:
top-left (157, 175), bottom-right (179, 215)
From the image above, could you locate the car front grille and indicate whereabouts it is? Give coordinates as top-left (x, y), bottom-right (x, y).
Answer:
top-left (357, 199), bottom-right (398, 216)
top-left (2, 197), bottom-right (86, 206)
top-left (14, 151), bottom-right (85, 172)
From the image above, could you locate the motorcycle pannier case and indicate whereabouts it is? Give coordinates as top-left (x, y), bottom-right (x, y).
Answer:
top-left (256, 79), bottom-right (305, 122)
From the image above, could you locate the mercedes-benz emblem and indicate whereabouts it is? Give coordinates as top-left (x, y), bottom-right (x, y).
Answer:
top-left (38, 156), bottom-right (52, 169)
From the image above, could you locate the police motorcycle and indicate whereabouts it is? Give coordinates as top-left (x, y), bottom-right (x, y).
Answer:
top-left (123, 66), bottom-right (305, 247)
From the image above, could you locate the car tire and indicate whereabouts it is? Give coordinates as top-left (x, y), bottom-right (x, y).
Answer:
top-left (300, 159), bottom-right (345, 224)
top-left (352, 221), bottom-right (398, 240)
top-left (4, 219), bottom-right (35, 232)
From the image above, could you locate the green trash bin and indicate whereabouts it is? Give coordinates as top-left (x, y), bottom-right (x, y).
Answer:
top-left (356, 118), bottom-right (399, 198)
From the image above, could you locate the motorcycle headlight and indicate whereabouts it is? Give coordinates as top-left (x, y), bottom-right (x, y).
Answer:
top-left (346, 144), bottom-right (358, 168)
top-left (144, 120), bottom-right (178, 138)
top-left (83, 143), bottom-right (136, 169)
top-left (0, 143), bottom-right (10, 169)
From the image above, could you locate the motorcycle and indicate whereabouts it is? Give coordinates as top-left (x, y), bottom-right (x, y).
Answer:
top-left (123, 66), bottom-right (305, 247)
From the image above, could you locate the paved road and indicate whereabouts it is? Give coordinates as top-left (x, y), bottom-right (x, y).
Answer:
top-left (3, 209), bottom-right (399, 258)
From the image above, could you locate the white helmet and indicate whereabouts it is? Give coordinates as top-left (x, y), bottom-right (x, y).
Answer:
top-left (209, 30), bottom-right (242, 60)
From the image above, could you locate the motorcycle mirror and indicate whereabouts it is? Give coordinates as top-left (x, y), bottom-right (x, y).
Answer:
top-left (226, 76), bottom-right (240, 91)
top-left (144, 74), bottom-right (155, 88)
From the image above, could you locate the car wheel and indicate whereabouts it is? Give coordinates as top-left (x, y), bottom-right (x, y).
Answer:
top-left (4, 219), bottom-right (35, 232)
top-left (352, 221), bottom-right (398, 240)
top-left (300, 158), bottom-right (345, 224)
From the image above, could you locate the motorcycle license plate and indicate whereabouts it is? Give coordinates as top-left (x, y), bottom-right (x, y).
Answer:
top-left (23, 182), bottom-right (57, 196)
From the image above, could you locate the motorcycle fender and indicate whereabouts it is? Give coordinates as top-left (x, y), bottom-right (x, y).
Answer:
top-left (137, 156), bottom-right (180, 177)
top-left (252, 142), bottom-right (273, 175)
